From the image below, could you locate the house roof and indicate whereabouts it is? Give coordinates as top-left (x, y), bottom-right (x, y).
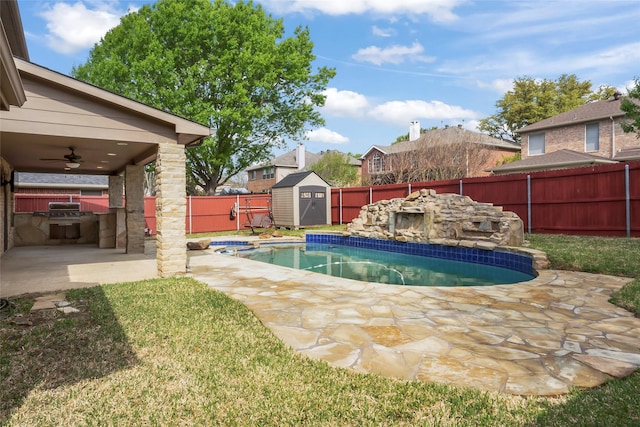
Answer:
top-left (272, 171), bottom-right (329, 188)
top-left (0, 0), bottom-right (28, 110)
top-left (361, 126), bottom-right (520, 159)
top-left (15, 172), bottom-right (108, 189)
top-left (488, 149), bottom-right (618, 174)
top-left (1, 59), bottom-right (212, 175)
top-left (246, 147), bottom-right (348, 172)
top-left (518, 97), bottom-right (637, 133)
top-left (614, 147), bottom-right (640, 161)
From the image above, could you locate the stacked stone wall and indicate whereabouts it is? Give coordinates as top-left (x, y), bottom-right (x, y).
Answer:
top-left (347, 189), bottom-right (524, 247)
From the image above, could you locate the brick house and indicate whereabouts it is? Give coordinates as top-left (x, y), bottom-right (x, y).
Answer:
top-left (246, 144), bottom-right (320, 193)
top-left (490, 94), bottom-right (640, 174)
top-left (361, 123), bottom-right (521, 185)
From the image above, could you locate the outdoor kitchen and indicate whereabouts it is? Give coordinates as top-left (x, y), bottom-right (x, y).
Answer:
top-left (13, 202), bottom-right (99, 246)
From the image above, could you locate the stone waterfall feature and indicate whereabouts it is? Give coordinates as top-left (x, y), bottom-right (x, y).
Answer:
top-left (347, 189), bottom-right (525, 248)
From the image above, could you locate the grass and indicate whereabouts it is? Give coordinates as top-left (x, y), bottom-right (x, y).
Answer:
top-left (1, 232), bottom-right (639, 425)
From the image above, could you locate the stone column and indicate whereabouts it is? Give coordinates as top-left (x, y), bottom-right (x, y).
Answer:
top-left (108, 175), bottom-right (124, 208)
top-left (125, 165), bottom-right (145, 254)
top-left (155, 143), bottom-right (187, 277)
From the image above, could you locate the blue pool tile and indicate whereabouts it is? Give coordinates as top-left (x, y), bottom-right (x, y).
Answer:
top-left (305, 234), bottom-right (536, 277)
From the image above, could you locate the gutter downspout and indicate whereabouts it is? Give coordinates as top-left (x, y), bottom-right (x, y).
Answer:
top-left (610, 116), bottom-right (616, 159)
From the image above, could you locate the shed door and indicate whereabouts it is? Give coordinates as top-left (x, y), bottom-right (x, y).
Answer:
top-left (299, 186), bottom-right (326, 226)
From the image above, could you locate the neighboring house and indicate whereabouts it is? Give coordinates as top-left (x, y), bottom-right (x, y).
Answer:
top-left (361, 122), bottom-right (521, 185)
top-left (15, 173), bottom-right (109, 195)
top-left (246, 144), bottom-right (320, 193)
top-left (490, 94), bottom-right (640, 174)
top-left (246, 144), bottom-right (361, 192)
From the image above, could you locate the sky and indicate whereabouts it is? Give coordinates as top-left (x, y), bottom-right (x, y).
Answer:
top-left (16, 0), bottom-right (640, 157)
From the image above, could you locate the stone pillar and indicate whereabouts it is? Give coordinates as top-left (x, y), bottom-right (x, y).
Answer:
top-left (125, 164), bottom-right (145, 254)
top-left (108, 175), bottom-right (124, 208)
top-left (155, 143), bottom-right (187, 277)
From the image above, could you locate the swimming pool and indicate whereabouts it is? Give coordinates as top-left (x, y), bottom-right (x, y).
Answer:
top-left (224, 234), bottom-right (536, 287)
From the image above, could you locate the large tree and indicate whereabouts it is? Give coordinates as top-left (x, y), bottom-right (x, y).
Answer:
top-left (621, 78), bottom-right (640, 138)
top-left (72, 0), bottom-right (335, 194)
top-left (478, 74), bottom-right (614, 144)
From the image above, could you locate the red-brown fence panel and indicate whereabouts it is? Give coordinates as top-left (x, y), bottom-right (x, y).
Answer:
top-left (461, 174), bottom-right (530, 231)
top-left (144, 197), bottom-right (156, 234)
top-left (15, 194), bottom-right (71, 212)
top-left (78, 196), bottom-right (110, 213)
top-left (528, 163), bottom-right (635, 236)
top-left (330, 161), bottom-right (639, 237)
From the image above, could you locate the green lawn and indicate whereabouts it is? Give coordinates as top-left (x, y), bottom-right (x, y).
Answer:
top-left (1, 233), bottom-right (639, 425)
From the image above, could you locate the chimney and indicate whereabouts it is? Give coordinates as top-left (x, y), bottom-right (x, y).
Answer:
top-left (296, 143), bottom-right (305, 170)
top-left (409, 120), bottom-right (420, 141)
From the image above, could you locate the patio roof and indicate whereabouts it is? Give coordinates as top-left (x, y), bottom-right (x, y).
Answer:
top-left (1, 59), bottom-right (210, 176)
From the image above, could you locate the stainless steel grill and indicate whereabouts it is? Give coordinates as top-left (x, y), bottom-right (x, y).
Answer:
top-left (47, 202), bottom-right (81, 219)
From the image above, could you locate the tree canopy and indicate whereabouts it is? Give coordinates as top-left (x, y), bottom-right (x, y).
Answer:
top-left (621, 78), bottom-right (640, 138)
top-left (309, 151), bottom-right (359, 187)
top-left (478, 74), bottom-right (616, 144)
top-left (72, 0), bottom-right (335, 194)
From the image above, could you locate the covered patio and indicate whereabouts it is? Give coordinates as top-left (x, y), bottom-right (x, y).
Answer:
top-left (0, 0), bottom-right (211, 293)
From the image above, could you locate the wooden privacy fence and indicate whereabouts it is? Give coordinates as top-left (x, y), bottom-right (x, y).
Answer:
top-left (14, 161), bottom-right (640, 237)
top-left (333, 161), bottom-right (640, 237)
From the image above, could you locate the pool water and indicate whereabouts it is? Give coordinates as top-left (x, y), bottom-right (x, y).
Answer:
top-left (236, 243), bottom-right (534, 287)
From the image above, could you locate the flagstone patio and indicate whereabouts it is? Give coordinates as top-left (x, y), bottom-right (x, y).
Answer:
top-left (188, 240), bottom-right (640, 396)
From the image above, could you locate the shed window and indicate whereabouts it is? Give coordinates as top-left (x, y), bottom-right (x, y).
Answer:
top-left (300, 192), bottom-right (312, 198)
top-left (315, 192), bottom-right (325, 199)
top-left (585, 123), bottom-right (599, 152)
top-left (528, 133), bottom-right (545, 155)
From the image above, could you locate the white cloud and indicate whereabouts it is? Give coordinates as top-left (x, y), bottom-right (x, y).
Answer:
top-left (321, 88), bottom-right (370, 117)
top-left (352, 42), bottom-right (435, 66)
top-left (306, 128), bottom-right (349, 144)
top-left (369, 100), bottom-right (480, 126)
top-left (261, 0), bottom-right (463, 22)
top-left (476, 78), bottom-right (514, 94)
top-left (372, 25), bottom-right (394, 37)
top-left (40, 1), bottom-right (123, 54)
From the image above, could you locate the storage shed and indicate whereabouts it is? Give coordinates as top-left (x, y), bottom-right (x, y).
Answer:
top-left (271, 171), bottom-right (331, 229)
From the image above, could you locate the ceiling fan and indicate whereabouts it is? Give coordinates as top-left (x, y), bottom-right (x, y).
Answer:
top-left (40, 146), bottom-right (84, 168)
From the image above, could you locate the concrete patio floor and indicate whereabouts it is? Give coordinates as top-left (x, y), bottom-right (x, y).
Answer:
top-left (2, 239), bottom-right (639, 396)
top-left (0, 242), bottom-right (157, 297)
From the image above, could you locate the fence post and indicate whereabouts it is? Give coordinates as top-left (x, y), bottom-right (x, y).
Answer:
top-left (408, 183), bottom-right (412, 196)
top-left (527, 175), bottom-right (532, 234)
top-left (459, 179), bottom-right (463, 196)
top-left (369, 187), bottom-right (373, 204)
top-left (625, 164), bottom-right (631, 237)
top-left (188, 195), bottom-right (193, 234)
top-left (236, 195), bottom-right (240, 231)
top-left (339, 188), bottom-right (343, 225)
